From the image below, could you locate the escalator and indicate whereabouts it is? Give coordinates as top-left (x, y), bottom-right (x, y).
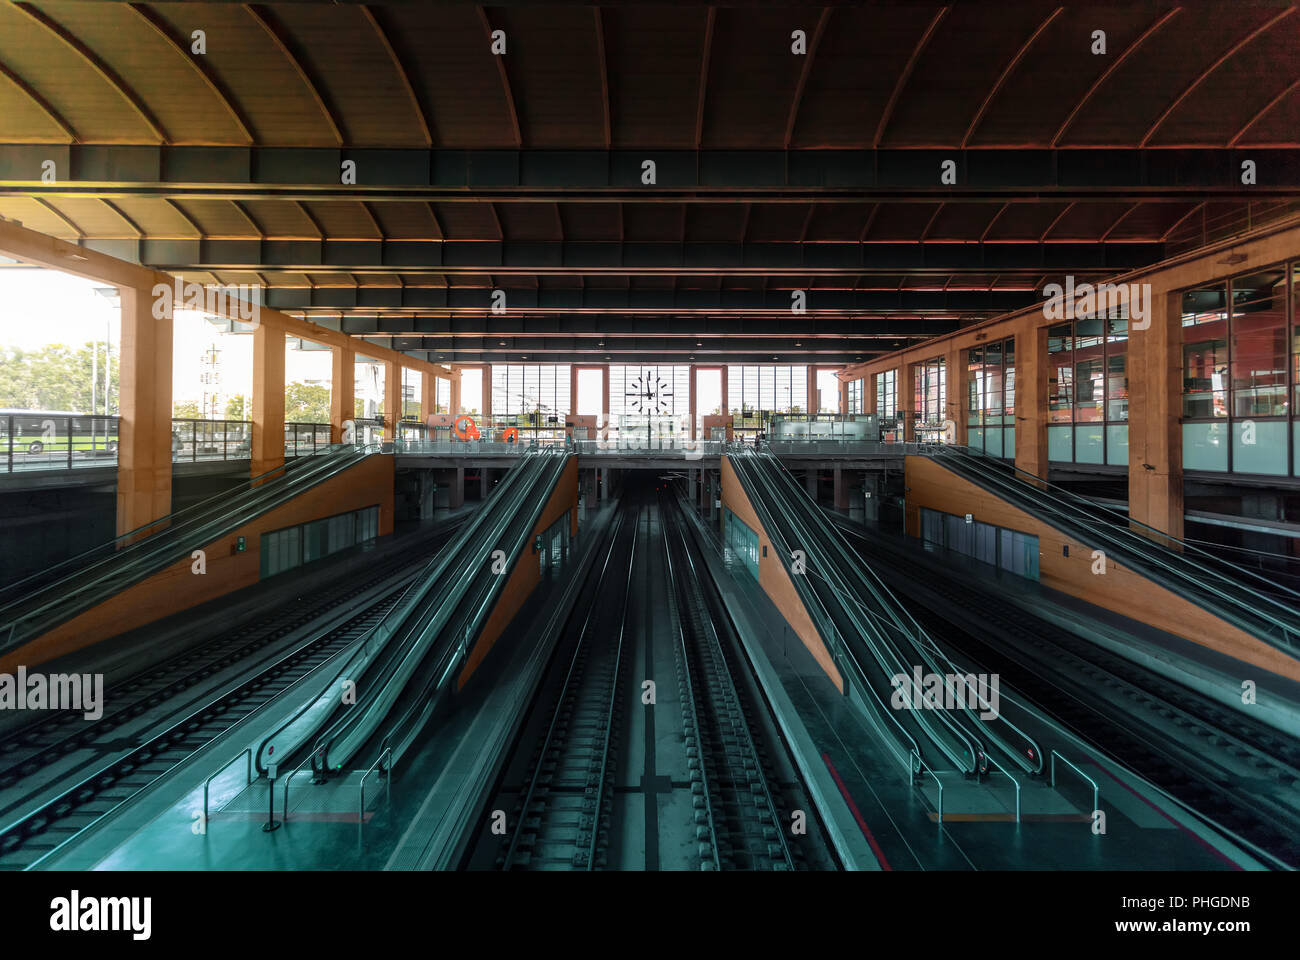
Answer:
top-left (253, 448), bottom-right (572, 782)
top-left (726, 448), bottom-right (1043, 782)
top-left (930, 448), bottom-right (1300, 652)
top-left (0, 443), bottom-right (385, 653)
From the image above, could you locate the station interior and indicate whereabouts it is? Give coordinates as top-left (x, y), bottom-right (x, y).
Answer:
top-left (0, 0), bottom-right (1299, 876)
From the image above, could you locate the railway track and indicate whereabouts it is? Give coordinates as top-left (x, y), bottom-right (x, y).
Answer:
top-left (662, 498), bottom-right (796, 871)
top-left (837, 519), bottom-right (1300, 869)
top-left (0, 546), bottom-right (446, 870)
top-left (497, 509), bottom-right (636, 870)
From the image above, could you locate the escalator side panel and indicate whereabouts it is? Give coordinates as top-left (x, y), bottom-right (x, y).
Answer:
top-left (2, 453), bottom-right (396, 673)
top-left (456, 456), bottom-right (581, 690)
top-left (906, 454), bottom-right (1300, 684)
top-left (720, 457), bottom-right (845, 693)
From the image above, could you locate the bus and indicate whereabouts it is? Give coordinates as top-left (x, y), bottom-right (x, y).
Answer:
top-left (0, 409), bottom-right (119, 456)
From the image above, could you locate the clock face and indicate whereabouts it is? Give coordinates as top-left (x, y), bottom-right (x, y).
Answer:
top-left (625, 373), bottom-right (673, 414)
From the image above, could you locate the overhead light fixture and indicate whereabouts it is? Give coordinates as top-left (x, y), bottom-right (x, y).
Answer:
top-left (1218, 253), bottom-right (1247, 265)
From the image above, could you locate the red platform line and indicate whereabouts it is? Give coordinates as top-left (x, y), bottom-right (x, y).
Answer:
top-left (822, 752), bottom-right (892, 871)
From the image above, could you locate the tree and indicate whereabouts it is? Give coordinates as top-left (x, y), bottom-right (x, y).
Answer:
top-left (225, 394), bottom-right (248, 420)
top-left (172, 400), bottom-right (202, 419)
top-left (0, 343), bottom-right (118, 413)
top-left (284, 381), bottom-right (331, 423)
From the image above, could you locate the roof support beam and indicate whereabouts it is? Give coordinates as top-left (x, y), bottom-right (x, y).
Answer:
top-left (128, 2), bottom-right (256, 143)
top-left (784, 7), bottom-right (832, 149)
top-left (0, 59), bottom-right (80, 142)
top-left (12, 2), bottom-right (169, 142)
top-left (244, 3), bottom-right (346, 146)
top-left (477, 6), bottom-right (522, 148)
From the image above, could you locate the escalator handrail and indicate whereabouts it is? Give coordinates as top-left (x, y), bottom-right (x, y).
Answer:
top-left (251, 447), bottom-right (549, 775)
top-left (1, 445), bottom-right (381, 650)
top-left (931, 449), bottom-right (1300, 645)
top-left (0, 442), bottom-right (370, 604)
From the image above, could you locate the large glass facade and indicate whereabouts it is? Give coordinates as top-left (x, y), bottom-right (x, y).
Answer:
top-left (874, 370), bottom-right (897, 420)
top-left (913, 357), bottom-right (946, 441)
top-left (491, 364), bottom-right (571, 428)
top-left (727, 365), bottom-right (809, 439)
top-left (608, 365), bottom-right (690, 440)
top-left (1047, 314), bottom-right (1129, 465)
top-left (967, 339), bottom-right (1015, 458)
top-left (1183, 266), bottom-right (1291, 475)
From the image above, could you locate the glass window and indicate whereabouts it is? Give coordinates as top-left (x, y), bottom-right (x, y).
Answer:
top-left (726, 366), bottom-right (809, 436)
top-left (491, 365), bottom-right (572, 425)
top-left (1181, 283), bottom-right (1228, 419)
top-left (1106, 318), bottom-right (1128, 423)
top-left (873, 371), bottom-right (896, 418)
top-left (913, 357), bottom-right (946, 439)
top-left (1048, 323), bottom-right (1073, 424)
top-left (1229, 269), bottom-right (1287, 418)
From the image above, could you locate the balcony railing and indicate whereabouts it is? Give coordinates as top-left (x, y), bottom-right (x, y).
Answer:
top-left (1, 415), bottom-right (120, 473)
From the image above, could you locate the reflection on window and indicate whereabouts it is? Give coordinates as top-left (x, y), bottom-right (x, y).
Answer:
top-left (875, 370), bottom-right (897, 419)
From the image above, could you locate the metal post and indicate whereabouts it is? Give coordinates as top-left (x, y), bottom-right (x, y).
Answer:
top-left (264, 772), bottom-right (281, 832)
top-left (66, 416), bottom-right (72, 470)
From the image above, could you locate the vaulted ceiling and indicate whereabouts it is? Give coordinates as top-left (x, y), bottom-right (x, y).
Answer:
top-left (1, 1), bottom-right (1298, 363)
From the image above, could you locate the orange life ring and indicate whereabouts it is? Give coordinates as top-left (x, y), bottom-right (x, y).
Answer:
top-left (501, 427), bottom-right (518, 442)
top-left (453, 415), bottom-right (480, 440)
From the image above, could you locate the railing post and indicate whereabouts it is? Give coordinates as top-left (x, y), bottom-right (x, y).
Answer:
top-left (65, 416), bottom-right (72, 470)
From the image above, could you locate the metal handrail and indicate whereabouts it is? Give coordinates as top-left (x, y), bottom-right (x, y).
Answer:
top-left (281, 748), bottom-right (323, 824)
top-left (1050, 749), bottom-right (1099, 815)
top-left (202, 748), bottom-right (253, 829)
top-left (982, 751), bottom-right (1021, 823)
top-left (932, 448), bottom-right (1300, 644)
top-left (359, 747), bottom-right (392, 823)
top-left (911, 749), bottom-right (943, 823)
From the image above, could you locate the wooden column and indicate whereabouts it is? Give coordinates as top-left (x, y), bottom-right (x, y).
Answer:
top-left (901, 363), bottom-right (917, 441)
top-left (689, 364), bottom-right (698, 439)
top-left (420, 372), bottom-right (435, 422)
top-left (116, 285), bottom-right (173, 535)
top-left (1015, 320), bottom-right (1050, 482)
top-left (251, 323), bottom-right (285, 479)
top-left (450, 368), bottom-right (462, 416)
top-left (1128, 291), bottom-right (1184, 542)
top-left (945, 344), bottom-right (967, 445)
top-left (864, 372), bottom-right (877, 415)
top-left (329, 343), bottom-right (355, 443)
top-left (839, 378), bottom-right (849, 414)
top-left (480, 366), bottom-right (492, 419)
top-left (385, 360), bottom-right (401, 435)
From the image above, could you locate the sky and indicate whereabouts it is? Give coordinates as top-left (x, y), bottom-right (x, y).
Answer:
top-left (0, 267), bottom-right (381, 414)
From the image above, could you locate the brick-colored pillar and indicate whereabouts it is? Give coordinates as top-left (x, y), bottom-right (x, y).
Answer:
top-left (420, 372), bottom-right (434, 422)
top-left (945, 345), bottom-right (967, 445)
top-left (385, 361), bottom-right (401, 436)
top-left (450, 368), bottom-right (462, 416)
top-left (116, 285), bottom-right (173, 535)
top-left (839, 377), bottom-right (849, 414)
top-left (330, 343), bottom-right (355, 443)
top-left (689, 364), bottom-right (698, 440)
top-left (1015, 321), bottom-right (1050, 482)
top-left (251, 323), bottom-right (285, 479)
top-left (864, 373), bottom-right (877, 415)
top-left (1128, 291), bottom-right (1184, 542)
top-left (901, 363), bottom-right (917, 441)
